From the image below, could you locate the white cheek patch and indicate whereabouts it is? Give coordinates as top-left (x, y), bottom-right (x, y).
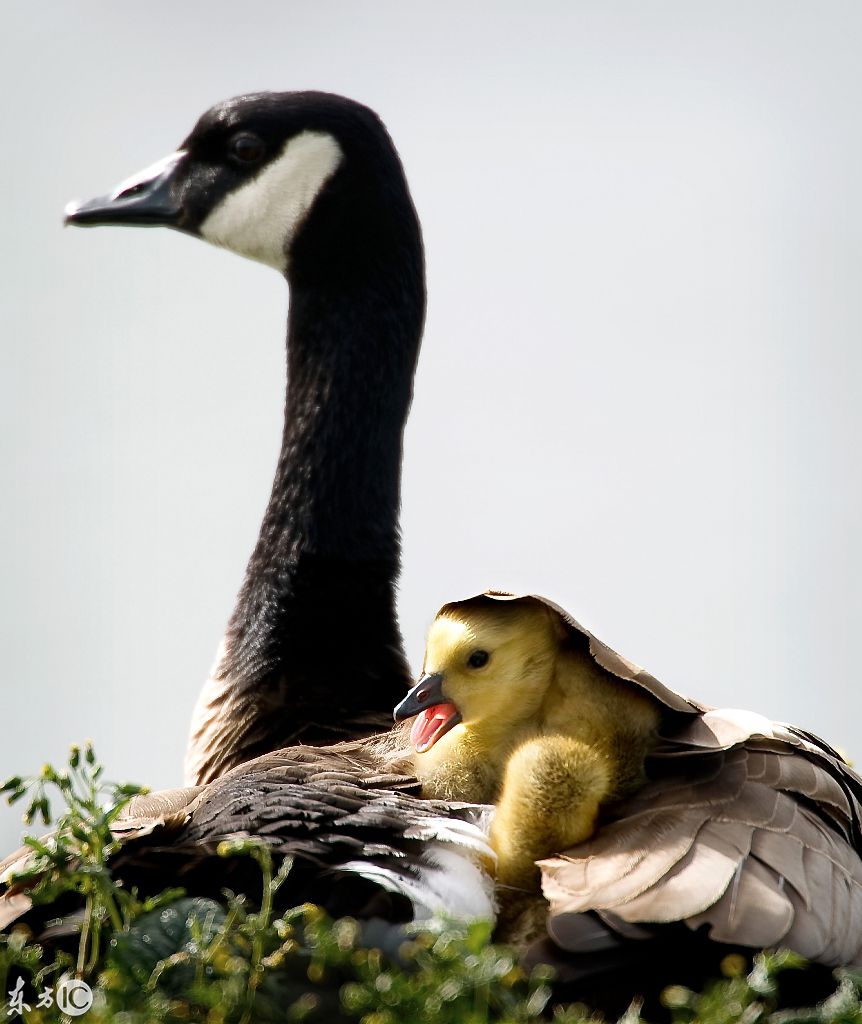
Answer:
top-left (200, 131), bottom-right (343, 272)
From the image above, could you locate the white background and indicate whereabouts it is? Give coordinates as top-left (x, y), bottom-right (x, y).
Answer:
top-left (2, 2), bottom-right (860, 853)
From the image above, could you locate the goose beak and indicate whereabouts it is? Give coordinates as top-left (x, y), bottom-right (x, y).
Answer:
top-left (393, 672), bottom-right (448, 721)
top-left (64, 151), bottom-right (186, 228)
top-left (394, 672), bottom-right (462, 753)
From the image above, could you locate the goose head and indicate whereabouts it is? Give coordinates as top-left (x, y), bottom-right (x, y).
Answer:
top-left (65, 91), bottom-right (414, 280)
top-left (395, 596), bottom-right (563, 758)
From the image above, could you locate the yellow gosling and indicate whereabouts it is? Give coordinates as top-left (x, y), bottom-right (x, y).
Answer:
top-left (395, 595), bottom-right (661, 891)
top-left (491, 735), bottom-right (612, 889)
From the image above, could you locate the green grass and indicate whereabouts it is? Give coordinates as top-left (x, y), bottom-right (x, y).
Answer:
top-left (2, 746), bottom-right (862, 1023)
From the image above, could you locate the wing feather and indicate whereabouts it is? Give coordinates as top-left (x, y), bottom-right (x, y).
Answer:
top-left (543, 709), bottom-right (862, 967)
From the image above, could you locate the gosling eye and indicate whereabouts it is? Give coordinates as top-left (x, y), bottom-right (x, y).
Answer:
top-left (467, 650), bottom-right (490, 670)
top-left (229, 132), bottom-right (266, 165)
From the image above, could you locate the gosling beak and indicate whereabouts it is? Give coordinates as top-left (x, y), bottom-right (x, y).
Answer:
top-left (394, 672), bottom-right (462, 754)
top-left (393, 672), bottom-right (448, 721)
top-left (64, 151), bottom-right (186, 228)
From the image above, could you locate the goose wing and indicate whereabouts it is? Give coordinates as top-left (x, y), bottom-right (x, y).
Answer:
top-left (540, 709), bottom-right (862, 967)
top-left (1, 741), bottom-right (495, 932)
top-left (116, 744), bottom-right (495, 922)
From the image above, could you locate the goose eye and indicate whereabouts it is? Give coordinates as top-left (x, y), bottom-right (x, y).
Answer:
top-left (467, 650), bottom-right (490, 669)
top-left (229, 132), bottom-right (265, 164)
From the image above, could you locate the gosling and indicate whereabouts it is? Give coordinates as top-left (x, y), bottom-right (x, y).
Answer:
top-left (394, 595), bottom-right (661, 889)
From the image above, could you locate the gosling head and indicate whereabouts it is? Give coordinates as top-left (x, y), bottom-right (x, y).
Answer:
top-left (64, 91), bottom-right (416, 278)
top-left (395, 596), bottom-right (564, 756)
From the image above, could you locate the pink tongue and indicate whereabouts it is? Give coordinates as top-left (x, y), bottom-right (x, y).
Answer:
top-left (410, 702), bottom-right (458, 753)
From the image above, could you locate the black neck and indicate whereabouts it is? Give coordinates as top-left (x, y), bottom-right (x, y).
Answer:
top-left (217, 166), bottom-right (424, 751)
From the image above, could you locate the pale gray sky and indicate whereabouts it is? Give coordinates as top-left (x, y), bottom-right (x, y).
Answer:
top-left (2, 1), bottom-right (861, 852)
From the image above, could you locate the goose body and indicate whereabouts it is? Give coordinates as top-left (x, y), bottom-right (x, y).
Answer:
top-left (2, 592), bottom-right (862, 1022)
top-left (67, 91), bottom-right (426, 785)
top-left (4, 595), bottom-right (861, 978)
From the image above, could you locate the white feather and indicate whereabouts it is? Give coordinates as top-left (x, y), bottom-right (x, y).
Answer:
top-left (339, 833), bottom-right (497, 923)
top-left (403, 811), bottom-right (497, 860)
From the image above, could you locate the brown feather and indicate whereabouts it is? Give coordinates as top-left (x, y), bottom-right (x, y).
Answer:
top-left (541, 710), bottom-right (862, 966)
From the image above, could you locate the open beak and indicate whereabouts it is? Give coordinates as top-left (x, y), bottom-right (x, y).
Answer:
top-left (64, 151), bottom-right (186, 228)
top-left (394, 672), bottom-right (448, 721)
top-left (394, 672), bottom-right (462, 754)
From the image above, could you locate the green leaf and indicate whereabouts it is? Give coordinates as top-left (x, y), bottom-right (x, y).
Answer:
top-left (107, 896), bottom-right (226, 991)
top-left (0, 775), bottom-right (23, 795)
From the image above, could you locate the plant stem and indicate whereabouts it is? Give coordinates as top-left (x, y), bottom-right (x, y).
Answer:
top-left (86, 912), bottom-right (102, 975)
top-left (77, 893), bottom-right (93, 978)
top-left (239, 846), bottom-right (275, 1024)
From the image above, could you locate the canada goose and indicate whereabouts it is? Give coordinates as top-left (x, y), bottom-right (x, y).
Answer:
top-left (396, 592), bottom-right (862, 970)
top-left (65, 91), bottom-right (426, 786)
